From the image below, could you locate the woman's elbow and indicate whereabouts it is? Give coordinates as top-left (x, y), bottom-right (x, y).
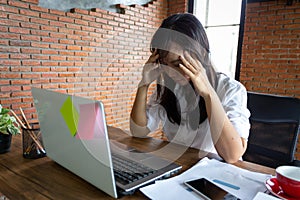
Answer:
top-left (222, 154), bottom-right (241, 164)
top-left (222, 143), bottom-right (247, 164)
top-left (129, 119), bottom-right (150, 138)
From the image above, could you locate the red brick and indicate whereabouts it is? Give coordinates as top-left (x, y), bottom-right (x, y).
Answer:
top-left (59, 16), bottom-right (74, 23)
top-left (0, 54), bottom-right (8, 58)
top-left (9, 40), bottom-right (30, 46)
top-left (41, 61), bottom-right (58, 66)
top-left (20, 9), bottom-right (39, 17)
top-left (59, 39), bottom-right (74, 45)
top-left (11, 79), bottom-right (31, 85)
top-left (31, 42), bottom-right (49, 48)
top-left (21, 35), bottom-right (40, 41)
top-left (50, 44), bottom-right (66, 49)
top-left (41, 49), bottom-right (58, 54)
top-left (0, 92), bottom-right (10, 99)
top-left (22, 73), bottom-right (41, 78)
top-left (0, 60), bottom-right (20, 65)
top-left (49, 20), bottom-right (65, 27)
top-left (30, 17), bottom-right (49, 25)
top-left (74, 30), bottom-right (88, 36)
top-left (49, 9), bottom-right (65, 16)
top-left (0, 5), bottom-right (18, 13)
top-left (2, 99), bottom-right (22, 106)
top-left (29, 4), bottom-right (48, 12)
top-left (10, 54), bottom-right (30, 59)
top-left (41, 25), bottom-right (58, 32)
top-left (82, 15), bottom-right (95, 22)
top-left (50, 55), bottom-right (66, 61)
top-left (8, 1), bottom-right (28, 9)
top-left (70, 8), bottom-right (89, 15)
top-left (58, 62), bottom-right (74, 66)
top-left (65, 45), bottom-right (80, 51)
top-left (31, 54), bottom-right (49, 60)
top-left (8, 14), bottom-right (29, 22)
top-left (0, 31), bottom-right (20, 40)
top-left (58, 28), bottom-right (74, 35)
top-left (66, 12), bottom-right (81, 19)
top-left (22, 60), bottom-right (40, 66)
top-left (59, 51), bottom-right (74, 56)
top-left (81, 26), bottom-right (95, 32)
top-left (23, 0), bottom-right (38, 4)
top-left (21, 48), bottom-right (40, 54)
top-left (32, 79), bottom-right (50, 84)
top-left (9, 27), bottom-right (30, 34)
top-left (1, 85), bottom-right (21, 92)
top-left (49, 32), bottom-right (66, 39)
top-left (58, 73), bottom-right (75, 77)
top-left (67, 56), bottom-right (81, 61)
top-left (40, 13), bottom-right (58, 21)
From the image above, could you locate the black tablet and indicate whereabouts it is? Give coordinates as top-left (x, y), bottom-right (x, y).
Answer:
top-left (184, 178), bottom-right (239, 200)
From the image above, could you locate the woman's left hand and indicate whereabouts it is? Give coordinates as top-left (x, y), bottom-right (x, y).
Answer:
top-left (179, 51), bottom-right (214, 99)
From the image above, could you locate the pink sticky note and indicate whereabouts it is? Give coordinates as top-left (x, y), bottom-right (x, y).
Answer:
top-left (76, 102), bottom-right (105, 140)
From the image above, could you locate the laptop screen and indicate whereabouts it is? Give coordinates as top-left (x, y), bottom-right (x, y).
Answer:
top-left (32, 87), bottom-right (118, 198)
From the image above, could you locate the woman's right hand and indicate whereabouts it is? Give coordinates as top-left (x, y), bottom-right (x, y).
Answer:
top-left (139, 49), bottom-right (162, 87)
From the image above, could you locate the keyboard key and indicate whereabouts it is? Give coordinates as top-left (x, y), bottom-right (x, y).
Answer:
top-left (112, 153), bottom-right (157, 185)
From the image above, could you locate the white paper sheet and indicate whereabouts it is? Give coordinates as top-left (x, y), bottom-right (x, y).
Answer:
top-left (253, 192), bottom-right (280, 200)
top-left (140, 157), bottom-right (273, 200)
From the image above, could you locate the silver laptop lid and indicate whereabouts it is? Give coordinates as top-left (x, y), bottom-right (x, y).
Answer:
top-left (31, 87), bottom-right (118, 198)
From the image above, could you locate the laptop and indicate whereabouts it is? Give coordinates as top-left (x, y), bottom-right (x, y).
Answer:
top-left (31, 87), bottom-right (182, 198)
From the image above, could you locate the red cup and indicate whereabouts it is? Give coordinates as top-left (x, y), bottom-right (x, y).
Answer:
top-left (276, 166), bottom-right (300, 198)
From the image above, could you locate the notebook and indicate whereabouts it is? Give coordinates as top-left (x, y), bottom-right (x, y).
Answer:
top-left (31, 87), bottom-right (182, 198)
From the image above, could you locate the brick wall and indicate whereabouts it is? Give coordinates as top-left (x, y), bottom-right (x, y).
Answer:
top-left (240, 0), bottom-right (300, 159)
top-left (0, 0), bottom-right (171, 132)
top-left (168, 0), bottom-right (188, 15)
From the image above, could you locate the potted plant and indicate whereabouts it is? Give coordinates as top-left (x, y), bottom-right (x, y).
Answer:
top-left (0, 104), bottom-right (21, 153)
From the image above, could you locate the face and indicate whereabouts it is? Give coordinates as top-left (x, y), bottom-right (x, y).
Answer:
top-left (160, 42), bottom-right (191, 85)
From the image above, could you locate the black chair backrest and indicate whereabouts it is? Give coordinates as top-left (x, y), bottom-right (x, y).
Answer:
top-left (243, 92), bottom-right (300, 168)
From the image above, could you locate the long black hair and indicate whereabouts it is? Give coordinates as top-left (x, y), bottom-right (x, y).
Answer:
top-left (150, 13), bottom-right (217, 130)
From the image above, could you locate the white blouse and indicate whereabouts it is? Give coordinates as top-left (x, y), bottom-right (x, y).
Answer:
top-left (146, 73), bottom-right (250, 156)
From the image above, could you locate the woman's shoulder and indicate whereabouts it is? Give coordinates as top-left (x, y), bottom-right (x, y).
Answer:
top-left (216, 72), bottom-right (246, 90)
top-left (215, 72), bottom-right (247, 100)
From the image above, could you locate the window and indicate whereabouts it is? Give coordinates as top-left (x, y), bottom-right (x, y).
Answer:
top-left (193, 0), bottom-right (243, 79)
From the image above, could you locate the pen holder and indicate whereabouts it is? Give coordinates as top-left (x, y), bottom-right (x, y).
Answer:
top-left (22, 124), bottom-right (46, 159)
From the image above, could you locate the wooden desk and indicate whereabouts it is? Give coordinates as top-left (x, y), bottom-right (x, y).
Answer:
top-left (0, 126), bottom-right (275, 199)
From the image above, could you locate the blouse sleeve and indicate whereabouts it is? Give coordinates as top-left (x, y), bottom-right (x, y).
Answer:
top-left (217, 76), bottom-right (251, 140)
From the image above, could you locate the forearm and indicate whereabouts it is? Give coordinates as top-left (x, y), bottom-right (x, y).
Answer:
top-left (204, 91), bottom-right (247, 163)
top-left (130, 84), bottom-right (150, 137)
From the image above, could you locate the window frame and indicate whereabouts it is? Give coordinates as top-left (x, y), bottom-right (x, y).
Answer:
top-left (188, 0), bottom-right (247, 81)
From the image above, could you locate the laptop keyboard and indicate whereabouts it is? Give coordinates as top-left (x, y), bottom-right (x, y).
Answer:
top-left (112, 153), bottom-right (157, 185)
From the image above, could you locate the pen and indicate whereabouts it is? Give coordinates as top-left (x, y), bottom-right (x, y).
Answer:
top-left (212, 179), bottom-right (240, 190)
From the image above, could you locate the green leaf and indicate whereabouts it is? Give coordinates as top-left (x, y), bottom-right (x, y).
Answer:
top-left (0, 104), bottom-right (21, 135)
top-left (0, 126), bottom-right (9, 134)
top-left (0, 114), bottom-right (10, 126)
top-left (8, 124), bottom-right (20, 135)
top-left (0, 108), bottom-right (9, 115)
top-left (10, 116), bottom-right (17, 123)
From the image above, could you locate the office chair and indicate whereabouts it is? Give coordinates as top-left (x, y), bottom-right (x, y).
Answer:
top-left (243, 92), bottom-right (300, 168)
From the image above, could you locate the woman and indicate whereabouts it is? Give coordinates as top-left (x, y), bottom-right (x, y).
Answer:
top-left (130, 13), bottom-right (250, 163)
